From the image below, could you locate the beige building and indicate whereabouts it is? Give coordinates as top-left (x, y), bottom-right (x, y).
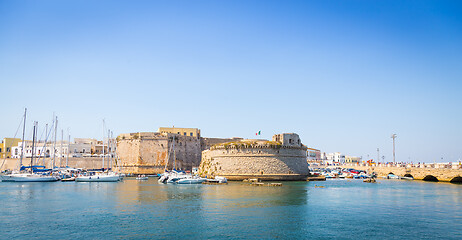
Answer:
top-left (158, 127), bottom-right (200, 138)
top-left (0, 138), bottom-right (21, 158)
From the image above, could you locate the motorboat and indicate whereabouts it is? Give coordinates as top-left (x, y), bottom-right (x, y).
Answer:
top-left (61, 176), bottom-right (75, 182)
top-left (136, 175), bottom-right (148, 180)
top-left (176, 177), bottom-right (207, 184)
top-left (400, 176), bottom-right (414, 180)
top-left (158, 170), bottom-right (188, 184)
top-left (205, 176), bottom-right (228, 184)
top-left (214, 176), bottom-right (227, 183)
top-left (386, 174), bottom-right (400, 179)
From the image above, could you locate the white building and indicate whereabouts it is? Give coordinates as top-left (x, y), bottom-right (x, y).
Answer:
top-left (11, 139), bottom-right (93, 158)
top-left (323, 152), bottom-right (345, 165)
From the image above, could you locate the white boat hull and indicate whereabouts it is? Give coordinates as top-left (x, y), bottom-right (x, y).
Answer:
top-left (1, 174), bottom-right (59, 182)
top-left (75, 175), bottom-right (120, 182)
top-left (177, 178), bottom-right (207, 184)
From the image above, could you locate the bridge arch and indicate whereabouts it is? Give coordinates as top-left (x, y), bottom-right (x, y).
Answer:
top-left (404, 174), bottom-right (413, 178)
top-left (423, 175), bottom-right (439, 182)
top-left (450, 176), bottom-right (462, 184)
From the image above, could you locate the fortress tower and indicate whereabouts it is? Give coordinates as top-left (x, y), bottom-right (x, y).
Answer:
top-left (200, 133), bottom-right (309, 181)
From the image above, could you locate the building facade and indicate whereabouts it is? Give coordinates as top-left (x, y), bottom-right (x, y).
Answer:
top-left (0, 138), bottom-right (21, 158)
top-left (307, 147), bottom-right (321, 162)
top-left (158, 127), bottom-right (200, 138)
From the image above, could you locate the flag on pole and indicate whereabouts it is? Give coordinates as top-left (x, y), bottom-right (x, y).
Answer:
top-left (256, 131), bottom-right (261, 136)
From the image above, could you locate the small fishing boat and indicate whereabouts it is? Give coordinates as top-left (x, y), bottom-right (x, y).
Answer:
top-left (61, 176), bottom-right (75, 182)
top-left (400, 176), bottom-right (414, 180)
top-left (136, 175), bottom-right (148, 180)
top-left (386, 174), bottom-right (400, 179)
top-left (205, 176), bottom-right (228, 184)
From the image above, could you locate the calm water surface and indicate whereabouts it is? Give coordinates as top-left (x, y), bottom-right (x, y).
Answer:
top-left (0, 179), bottom-right (461, 239)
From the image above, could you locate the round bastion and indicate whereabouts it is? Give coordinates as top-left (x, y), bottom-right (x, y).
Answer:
top-left (199, 133), bottom-right (309, 181)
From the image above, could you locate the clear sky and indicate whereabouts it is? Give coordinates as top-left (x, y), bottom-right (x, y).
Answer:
top-left (1, 0), bottom-right (461, 163)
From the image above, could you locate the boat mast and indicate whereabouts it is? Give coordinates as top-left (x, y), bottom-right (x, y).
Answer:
top-left (52, 116), bottom-right (58, 169)
top-left (60, 129), bottom-right (63, 168)
top-left (108, 129), bottom-right (111, 171)
top-left (30, 121), bottom-right (37, 172)
top-left (43, 123), bottom-right (48, 166)
top-left (173, 135), bottom-right (176, 170)
top-left (19, 108), bottom-right (27, 169)
top-left (102, 119), bottom-right (105, 171)
top-left (111, 131), bottom-right (114, 170)
top-left (67, 129), bottom-right (70, 167)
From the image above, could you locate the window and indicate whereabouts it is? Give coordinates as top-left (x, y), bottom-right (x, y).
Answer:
top-left (6, 147), bottom-right (10, 152)
top-left (183, 132), bottom-right (186, 136)
top-left (0, 148), bottom-right (2, 153)
top-left (190, 133), bottom-right (193, 136)
top-left (289, 139), bottom-right (293, 144)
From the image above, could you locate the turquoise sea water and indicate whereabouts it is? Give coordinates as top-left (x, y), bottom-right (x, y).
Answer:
top-left (0, 179), bottom-right (461, 239)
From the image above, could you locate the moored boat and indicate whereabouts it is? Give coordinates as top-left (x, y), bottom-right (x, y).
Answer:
top-left (75, 172), bottom-right (120, 182)
top-left (177, 177), bottom-right (207, 184)
top-left (1, 173), bottom-right (59, 182)
top-left (136, 175), bottom-right (148, 180)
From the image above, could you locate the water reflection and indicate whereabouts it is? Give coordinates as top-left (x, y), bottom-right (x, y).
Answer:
top-left (1, 179), bottom-right (461, 239)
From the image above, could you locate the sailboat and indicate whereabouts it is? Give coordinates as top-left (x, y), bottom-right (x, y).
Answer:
top-left (75, 120), bottom-right (120, 182)
top-left (1, 109), bottom-right (59, 182)
top-left (158, 134), bottom-right (206, 184)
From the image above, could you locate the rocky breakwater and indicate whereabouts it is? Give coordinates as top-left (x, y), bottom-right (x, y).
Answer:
top-left (199, 133), bottom-right (309, 181)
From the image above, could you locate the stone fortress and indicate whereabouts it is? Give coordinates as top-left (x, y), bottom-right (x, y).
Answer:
top-left (199, 133), bottom-right (309, 180)
top-left (115, 127), bottom-right (241, 174)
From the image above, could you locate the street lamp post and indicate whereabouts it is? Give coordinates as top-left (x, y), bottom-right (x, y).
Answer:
top-left (391, 134), bottom-right (397, 163)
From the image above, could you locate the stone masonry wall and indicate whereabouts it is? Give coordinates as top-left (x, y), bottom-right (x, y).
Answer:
top-left (200, 145), bottom-right (309, 180)
top-left (116, 133), bottom-right (203, 174)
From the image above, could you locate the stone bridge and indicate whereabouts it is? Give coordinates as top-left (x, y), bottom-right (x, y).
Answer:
top-left (340, 165), bottom-right (462, 182)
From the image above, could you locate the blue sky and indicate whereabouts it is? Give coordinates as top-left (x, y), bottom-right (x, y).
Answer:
top-left (1, 0), bottom-right (461, 163)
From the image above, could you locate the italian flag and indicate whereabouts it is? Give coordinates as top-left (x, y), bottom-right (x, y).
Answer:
top-left (256, 131), bottom-right (261, 136)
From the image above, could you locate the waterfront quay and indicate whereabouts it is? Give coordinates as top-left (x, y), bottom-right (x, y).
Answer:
top-left (338, 163), bottom-right (462, 182)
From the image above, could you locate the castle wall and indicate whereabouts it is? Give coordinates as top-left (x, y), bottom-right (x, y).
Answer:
top-left (116, 133), bottom-right (203, 174)
top-left (200, 137), bottom-right (242, 151)
top-left (200, 145), bottom-right (309, 181)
